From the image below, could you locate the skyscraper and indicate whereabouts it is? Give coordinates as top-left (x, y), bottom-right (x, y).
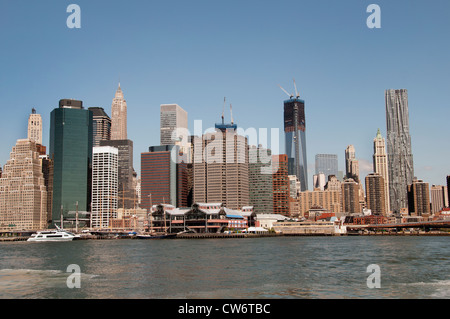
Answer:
top-left (248, 145), bottom-right (273, 213)
top-left (342, 178), bottom-right (361, 214)
top-left (89, 107), bottom-right (111, 147)
top-left (272, 154), bottom-right (290, 216)
top-left (111, 83), bottom-right (127, 140)
top-left (373, 129), bottom-right (390, 214)
top-left (141, 145), bottom-right (188, 210)
top-left (407, 178), bottom-right (430, 216)
top-left (50, 99), bottom-right (93, 225)
top-left (91, 146), bottom-right (118, 229)
top-left (385, 89), bottom-right (414, 213)
top-left (345, 145), bottom-right (360, 182)
top-left (27, 108), bottom-right (42, 145)
top-left (0, 139), bottom-right (48, 231)
top-left (100, 139), bottom-right (135, 209)
top-left (430, 185), bottom-right (448, 214)
top-left (315, 154), bottom-right (338, 182)
top-left (284, 97), bottom-right (308, 191)
top-left (160, 104), bottom-right (188, 146)
top-left (365, 173), bottom-right (386, 215)
top-left (193, 126), bottom-right (249, 210)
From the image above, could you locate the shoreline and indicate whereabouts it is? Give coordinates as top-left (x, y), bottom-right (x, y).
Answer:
top-left (1, 231), bottom-right (449, 242)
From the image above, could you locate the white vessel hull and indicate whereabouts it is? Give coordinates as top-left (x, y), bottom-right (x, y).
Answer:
top-left (27, 227), bottom-right (80, 242)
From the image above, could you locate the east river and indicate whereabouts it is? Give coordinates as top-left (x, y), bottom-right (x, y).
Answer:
top-left (0, 236), bottom-right (448, 299)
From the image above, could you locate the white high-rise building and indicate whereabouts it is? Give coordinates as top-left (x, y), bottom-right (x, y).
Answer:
top-left (111, 83), bottom-right (127, 140)
top-left (160, 104), bottom-right (190, 162)
top-left (373, 129), bottom-right (390, 214)
top-left (91, 146), bottom-right (118, 229)
top-left (160, 104), bottom-right (188, 144)
top-left (313, 173), bottom-right (326, 191)
top-left (27, 108), bottom-right (42, 145)
top-left (345, 145), bottom-right (360, 183)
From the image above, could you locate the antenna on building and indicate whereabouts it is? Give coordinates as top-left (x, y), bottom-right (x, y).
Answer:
top-left (230, 104), bottom-right (234, 125)
top-left (222, 97), bottom-right (226, 125)
top-left (278, 84), bottom-right (293, 99)
top-left (293, 78), bottom-right (299, 98)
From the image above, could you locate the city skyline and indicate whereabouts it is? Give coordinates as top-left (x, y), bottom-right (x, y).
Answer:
top-left (1, 1), bottom-right (449, 188)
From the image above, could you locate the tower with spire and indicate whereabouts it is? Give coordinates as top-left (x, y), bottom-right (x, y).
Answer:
top-left (111, 82), bottom-right (127, 140)
top-left (373, 128), bottom-right (390, 214)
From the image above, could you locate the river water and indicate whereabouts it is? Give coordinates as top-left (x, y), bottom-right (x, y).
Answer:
top-left (0, 236), bottom-right (449, 299)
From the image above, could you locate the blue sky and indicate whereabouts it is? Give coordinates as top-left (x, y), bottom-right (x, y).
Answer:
top-left (1, 0), bottom-right (449, 187)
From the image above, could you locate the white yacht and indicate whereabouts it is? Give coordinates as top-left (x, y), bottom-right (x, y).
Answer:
top-left (27, 226), bottom-right (80, 242)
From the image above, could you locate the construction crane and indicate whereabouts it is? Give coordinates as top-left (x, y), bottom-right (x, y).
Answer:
top-left (293, 78), bottom-right (300, 98)
top-left (278, 84), bottom-right (293, 99)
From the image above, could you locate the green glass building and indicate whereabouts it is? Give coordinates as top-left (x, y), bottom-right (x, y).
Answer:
top-left (50, 99), bottom-right (93, 226)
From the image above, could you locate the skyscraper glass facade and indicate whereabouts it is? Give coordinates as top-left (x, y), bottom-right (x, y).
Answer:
top-left (50, 101), bottom-right (93, 224)
top-left (315, 154), bottom-right (338, 181)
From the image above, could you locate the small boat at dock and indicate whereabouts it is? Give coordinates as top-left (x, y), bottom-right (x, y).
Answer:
top-left (136, 232), bottom-right (177, 239)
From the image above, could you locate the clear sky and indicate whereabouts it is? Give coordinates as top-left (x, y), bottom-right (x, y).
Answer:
top-left (1, 0), bottom-right (449, 188)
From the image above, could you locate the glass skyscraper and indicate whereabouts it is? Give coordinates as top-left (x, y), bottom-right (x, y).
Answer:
top-left (50, 99), bottom-right (93, 225)
top-left (284, 98), bottom-right (308, 191)
top-left (385, 89), bottom-right (414, 214)
top-left (315, 154), bottom-right (338, 182)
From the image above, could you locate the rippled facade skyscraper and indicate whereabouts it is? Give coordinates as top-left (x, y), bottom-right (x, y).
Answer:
top-left (385, 89), bottom-right (414, 214)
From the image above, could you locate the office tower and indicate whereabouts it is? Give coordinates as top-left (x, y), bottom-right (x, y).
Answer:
top-left (315, 154), bottom-right (338, 181)
top-left (313, 173), bottom-right (326, 191)
top-left (111, 83), bottom-right (127, 140)
top-left (27, 108), bottom-right (42, 145)
top-left (342, 178), bottom-right (361, 214)
top-left (345, 145), bottom-right (360, 182)
top-left (89, 107), bottom-right (111, 147)
top-left (430, 185), bottom-right (448, 214)
top-left (272, 154), bottom-right (290, 216)
top-left (91, 146), bottom-right (118, 229)
top-left (284, 96), bottom-right (308, 191)
top-left (0, 139), bottom-right (47, 231)
top-left (365, 173), bottom-right (386, 215)
top-left (100, 139), bottom-right (135, 209)
top-left (249, 145), bottom-right (273, 213)
top-left (288, 175), bottom-right (301, 199)
top-left (40, 155), bottom-right (54, 223)
top-left (50, 99), bottom-right (93, 226)
top-left (385, 89), bottom-right (414, 213)
top-left (373, 129), bottom-right (390, 214)
top-left (407, 178), bottom-right (430, 216)
top-left (141, 145), bottom-right (188, 210)
top-left (193, 123), bottom-right (249, 210)
top-left (160, 104), bottom-right (188, 146)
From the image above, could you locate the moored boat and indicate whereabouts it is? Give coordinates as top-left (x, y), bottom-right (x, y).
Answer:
top-left (136, 233), bottom-right (177, 239)
top-left (27, 226), bottom-right (80, 242)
